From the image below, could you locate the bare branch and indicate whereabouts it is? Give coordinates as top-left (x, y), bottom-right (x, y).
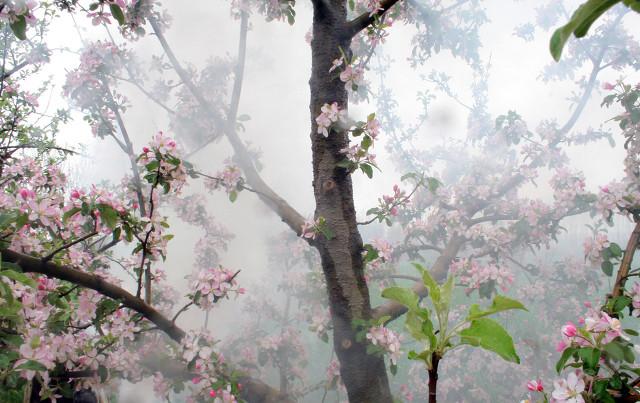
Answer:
top-left (149, 15), bottom-right (307, 236)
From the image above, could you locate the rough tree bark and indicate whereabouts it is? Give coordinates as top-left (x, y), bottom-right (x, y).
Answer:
top-left (308, 1), bottom-right (394, 401)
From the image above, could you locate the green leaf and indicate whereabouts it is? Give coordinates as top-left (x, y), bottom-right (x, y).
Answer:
top-left (363, 244), bottom-right (379, 263)
top-left (360, 163), bottom-right (374, 179)
top-left (556, 347), bottom-right (577, 373)
top-left (413, 263), bottom-right (440, 306)
top-left (578, 347), bottom-right (601, 374)
top-left (440, 275), bottom-right (454, 312)
top-left (336, 159), bottom-right (352, 169)
top-left (16, 360), bottom-right (47, 371)
top-left (109, 4), bottom-right (126, 25)
top-left (601, 260), bottom-right (614, 276)
top-left (550, 0), bottom-right (620, 61)
top-left (98, 365), bottom-right (109, 382)
top-left (361, 135), bottom-right (372, 150)
top-left (466, 295), bottom-right (527, 321)
top-left (63, 207), bottom-right (82, 222)
top-left (229, 191), bottom-right (238, 203)
top-left (458, 318), bottom-right (520, 363)
top-left (609, 243), bottom-right (623, 258)
top-left (608, 296), bottom-right (632, 313)
top-left (603, 341), bottom-right (626, 361)
top-left (98, 204), bottom-right (119, 229)
top-left (390, 363), bottom-right (397, 375)
top-left (10, 15), bottom-right (27, 40)
top-left (381, 287), bottom-right (419, 311)
top-left (0, 269), bottom-right (36, 287)
top-left (405, 310), bottom-right (429, 342)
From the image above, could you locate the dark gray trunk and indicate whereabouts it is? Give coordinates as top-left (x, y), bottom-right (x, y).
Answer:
top-left (309, 1), bottom-right (393, 402)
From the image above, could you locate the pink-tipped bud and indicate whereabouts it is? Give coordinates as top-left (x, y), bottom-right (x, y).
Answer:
top-left (18, 188), bottom-right (30, 200)
top-left (209, 389), bottom-right (217, 398)
top-left (71, 189), bottom-right (81, 199)
top-left (142, 146), bottom-right (150, 153)
top-left (603, 82), bottom-right (615, 90)
top-left (562, 322), bottom-right (577, 338)
top-left (526, 379), bottom-right (544, 392)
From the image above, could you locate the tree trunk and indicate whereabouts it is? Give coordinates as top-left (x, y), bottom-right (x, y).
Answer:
top-left (309, 1), bottom-right (393, 402)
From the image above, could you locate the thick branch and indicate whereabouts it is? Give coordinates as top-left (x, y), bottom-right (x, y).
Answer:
top-left (344, 0), bottom-right (402, 39)
top-left (612, 219), bottom-right (640, 298)
top-left (149, 15), bottom-right (306, 236)
top-left (1, 248), bottom-right (291, 403)
top-left (2, 248), bottom-right (184, 341)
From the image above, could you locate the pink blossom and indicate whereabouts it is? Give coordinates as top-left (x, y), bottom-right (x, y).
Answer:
top-left (551, 372), bottom-right (585, 403)
top-left (366, 325), bottom-right (401, 364)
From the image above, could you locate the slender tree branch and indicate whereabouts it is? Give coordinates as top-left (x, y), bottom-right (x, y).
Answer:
top-left (42, 231), bottom-right (98, 263)
top-left (344, 0), bottom-right (403, 39)
top-left (149, 14), bottom-right (307, 236)
top-left (0, 59), bottom-right (29, 80)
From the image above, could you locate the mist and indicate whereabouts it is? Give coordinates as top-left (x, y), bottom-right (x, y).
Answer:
top-left (2, 0), bottom-right (640, 402)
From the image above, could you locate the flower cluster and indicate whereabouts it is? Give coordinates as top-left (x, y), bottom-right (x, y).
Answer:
top-left (338, 113), bottom-right (381, 177)
top-left (308, 308), bottom-right (331, 342)
top-left (315, 102), bottom-right (347, 137)
top-left (0, 0), bottom-right (37, 38)
top-left (364, 184), bottom-right (409, 226)
top-left (450, 259), bottom-right (514, 297)
top-left (300, 216), bottom-right (332, 240)
top-left (582, 233), bottom-right (610, 265)
top-left (552, 371), bottom-right (585, 403)
top-left (365, 325), bottom-right (401, 365)
top-left (204, 162), bottom-right (243, 202)
top-left (329, 54), bottom-right (366, 95)
top-left (138, 132), bottom-right (187, 194)
top-left (178, 330), bottom-right (240, 402)
top-left (556, 310), bottom-right (628, 353)
top-left (189, 266), bottom-right (244, 309)
top-left (631, 282), bottom-right (640, 317)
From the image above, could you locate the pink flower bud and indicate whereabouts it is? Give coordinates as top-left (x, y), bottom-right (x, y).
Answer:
top-left (390, 207), bottom-right (399, 216)
top-left (562, 322), bottom-right (577, 338)
top-left (71, 189), bottom-right (81, 199)
top-left (526, 379), bottom-right (544, 392)
top-left (209, 390), bottom-right (217, 398)
top-left (142, 146), bottom-right (150, 153)
top-left (603, 82), bottom-right (615, 90)
top-left (191, 377), bottom-right (201, 384)
top-left (18, 188), bottom-right (30, 200)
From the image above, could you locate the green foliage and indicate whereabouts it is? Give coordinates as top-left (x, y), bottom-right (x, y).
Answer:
top-left (9, 15), bottom-right (27, 40)
top-left (550, 0), bottom-right (640, 61)
top-left (458, 318), bottom-right (521, 363)
top-left (382, 263), bottom-right (525, 373)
